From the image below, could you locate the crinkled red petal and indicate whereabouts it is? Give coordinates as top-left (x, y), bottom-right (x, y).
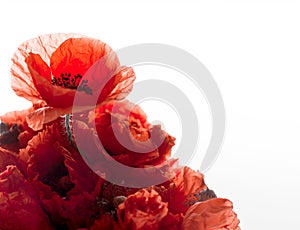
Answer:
top-left (182, 198), bottom-right (240, 230)
top-left (50, 37), bottom-right (118, 79)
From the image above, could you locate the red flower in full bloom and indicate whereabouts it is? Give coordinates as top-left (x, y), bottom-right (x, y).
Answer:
top-left (89, 100), bottom-right (176, 168)
top-left (11, 33), bottom-right (136, 131)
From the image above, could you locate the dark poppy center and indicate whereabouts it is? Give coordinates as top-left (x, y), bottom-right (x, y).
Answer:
top-left (51, 72), bottom-right (92, 95)
top-left (51, 72), bottom-right (82, 89)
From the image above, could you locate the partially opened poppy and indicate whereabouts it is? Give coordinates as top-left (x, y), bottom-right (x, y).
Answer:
top-left (11, 33), bottom-right (136, 131)
top-left (113, 188), bottom-right (183, 230)
top-left (89, 100), bottom-right (176, 168)
top-left (117, 189), bottom-right (169, 230)
top-left (68, 113), bottom-right (179, 187)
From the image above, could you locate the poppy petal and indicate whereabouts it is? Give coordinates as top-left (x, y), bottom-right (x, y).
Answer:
top-left (161, 166), bottom-right (207, 214)
top-left (182, 198), bottom-right (240, 230)
top-left (58, 141), bottom-right (103, 195)
top-left (26, 53), bottom-right (52, 82)
top-left (0, 147), bottom-right (17, 172)
top-left (117, 189), bottom-right (168, 230)
top-left (98, 66), bottom-right (136, 103)
top-left (173, 166), bottom-right (207, 198)
top-left (25, 106), bottom-right (71, 131)
top-left (50, 37), bottom-right (118, 79)
top-left (0, 107), bottom-right (34, 124)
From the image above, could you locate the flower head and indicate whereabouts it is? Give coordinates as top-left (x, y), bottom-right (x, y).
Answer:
top-left (11, 33), bottom-right (136, 130)
top-left (89, 100), bottom-right (175, 168)
top-left (117, 189), bottom-right (168, 230)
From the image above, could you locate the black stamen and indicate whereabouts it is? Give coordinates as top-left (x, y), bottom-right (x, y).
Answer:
top-left (52, 73), bottom-right (92, 94)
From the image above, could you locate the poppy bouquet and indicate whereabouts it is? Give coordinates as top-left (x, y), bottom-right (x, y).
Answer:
top-left (0, 34), bottom-right (240, 230)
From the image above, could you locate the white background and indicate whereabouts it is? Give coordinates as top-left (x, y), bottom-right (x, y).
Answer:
top-left (1, 0), bottom-right (300, 229)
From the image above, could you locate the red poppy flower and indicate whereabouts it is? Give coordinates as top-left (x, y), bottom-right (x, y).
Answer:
top-left (11, 33), bottom-right (136, 131)
top-left (89, 100), bottom-right (176, 168)
top-left (90, 192), bottom-right (182, 230)
top-left (62, 112), bottom-right (179, 187)
top-left (117, 189), bottom-right (168, 230)
top-left (114, 188), bottom-right (184, 230)
top-left (0, 165), bottom-right (54, 230)
top-left (18, 122), bottom-right (103, 229)
top-left (182, 198), bottom-right (240, 230)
